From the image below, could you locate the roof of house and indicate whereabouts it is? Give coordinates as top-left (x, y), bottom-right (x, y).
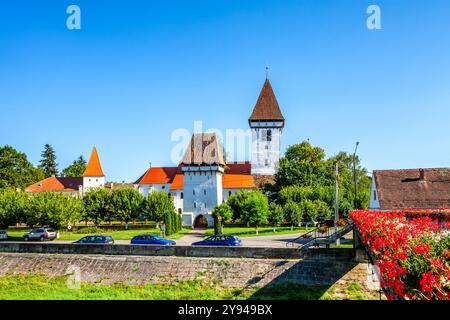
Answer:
top-left (138, 162), bottom-right (256, 190)
top-left (373, 168), bottom-right (450, 210)
top-left (248, 79), bottom-right (285, 123)
top-left (83, 146), bottom-right (105, 177)
top-left (181, 133), bottom-right (225, 166)
top-left (25, 176), bottom-right (83, 193)
top-left (138, 167), bottom-right (179, 185)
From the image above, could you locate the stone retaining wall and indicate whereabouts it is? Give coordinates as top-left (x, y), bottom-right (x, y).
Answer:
top-left (0, 250), bottom-right (379, 291)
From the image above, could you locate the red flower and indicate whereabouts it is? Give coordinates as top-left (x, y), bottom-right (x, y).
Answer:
top-left (412, 243), bottom-right (431, 256)
top-left (420, 272), bottom-right (440, 293)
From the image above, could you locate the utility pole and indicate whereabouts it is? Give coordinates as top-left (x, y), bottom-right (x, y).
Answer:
top-left (353, 142), bottom-right (360, 210)
top-left (334, 161), bottom-right (340, 246)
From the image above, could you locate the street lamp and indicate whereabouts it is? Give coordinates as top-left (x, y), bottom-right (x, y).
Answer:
top-left (353, 142), bottom-right (360, 210)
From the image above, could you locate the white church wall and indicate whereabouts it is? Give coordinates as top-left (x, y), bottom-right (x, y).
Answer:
top-left (369, 178), bottom-right (380, 209)
top-left (83, 176), bottom-right (105, 191)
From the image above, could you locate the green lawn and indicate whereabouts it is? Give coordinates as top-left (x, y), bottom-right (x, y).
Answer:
top-left (0, 274), bottom-right (378, 300)
top-left (5, 228), bottom-right (192, 241)
top-left (205, 226), bottom-right (310, 237)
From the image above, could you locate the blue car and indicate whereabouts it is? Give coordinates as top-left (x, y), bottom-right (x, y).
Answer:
top-left (131, 234), bottom-right (176, 245)
top-left (192, 234), bottom-right (242, 246)
top-left (73, 235), bottom-right (114, 244)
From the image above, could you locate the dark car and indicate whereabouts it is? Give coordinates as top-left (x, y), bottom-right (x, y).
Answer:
top-left (192, 234), bottom-right (242, 246)
top-left (131, 234), bottom-right (176, 245)
top-left (73, 235), bottom-right (114, 244)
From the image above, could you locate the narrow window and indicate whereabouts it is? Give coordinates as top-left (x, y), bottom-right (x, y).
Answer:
top-left (162, 185), bottom-right (166, 190)
top-left (193, 190), bottom-right (195, 195)
top-left (265, 159), bottom-right (269, 166)
top-left (267, 129), bottom-right (272, 142)
top-left (204, 190), bottom-right (206, 195)
top-left (181, 192), bottom-right (183, 199)
top-left (194, 202), bottom-right (196, 208)
top-left (373, 190), bottom-right (377, 201)
top-left (228, 191), bottom-right (232, 196)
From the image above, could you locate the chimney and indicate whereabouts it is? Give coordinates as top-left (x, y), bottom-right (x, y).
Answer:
top-left (419, 169), bottom-right (425, 181)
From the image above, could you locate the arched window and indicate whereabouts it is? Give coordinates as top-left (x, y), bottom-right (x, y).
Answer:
top-left (193, 190), bottom-right (195, 195)
top-left (267, 129), bottom-right (272, 142)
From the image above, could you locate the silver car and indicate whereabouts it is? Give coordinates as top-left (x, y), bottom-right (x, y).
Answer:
top-left (23, 228), bottom-right (59, 241)
top-left (0, 230), bottom-right (7, 240)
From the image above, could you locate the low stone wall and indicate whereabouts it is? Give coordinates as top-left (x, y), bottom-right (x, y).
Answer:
top-left (0, 242), bottom-right (317, 259)
top-left (0, 250), bottom-right (379, 292)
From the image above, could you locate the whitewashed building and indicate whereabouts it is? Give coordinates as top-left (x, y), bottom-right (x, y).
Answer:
top-left (136, 78), bottom-right (285, 227)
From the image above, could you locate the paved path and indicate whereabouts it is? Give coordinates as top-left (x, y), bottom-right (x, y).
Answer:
top-left (176, 228), bottom-right (207, 246)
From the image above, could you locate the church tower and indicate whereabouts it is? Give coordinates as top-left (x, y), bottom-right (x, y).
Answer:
top-left (249, 78), bottom-right (285, 175)
top-left (83, 146), bottom-right (105, 191)
top-left (181, 133), bottom-right (225, 227)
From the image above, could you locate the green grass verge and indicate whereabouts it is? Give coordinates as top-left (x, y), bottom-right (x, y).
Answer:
top-left (205, 226), bottom-right (310, 238)
top-left (0, 274), bottom-right (378, 300)
top-left (5, 228), bottom-right (192, 241)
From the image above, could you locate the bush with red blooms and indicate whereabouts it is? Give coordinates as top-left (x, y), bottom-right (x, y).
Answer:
top-left (350, 210), bottom-right (450, 300)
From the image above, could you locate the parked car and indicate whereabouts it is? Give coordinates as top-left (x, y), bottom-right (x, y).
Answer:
top-left (131, 234), bottom-right (176, 245)
top-left (192, 234), bottom-right (242, 246)
top-left (0, 230), bottom-right (7, 240)
top-left (73, 235), bottom-right (114, 244)
top-left (23, 228), bottom-right (59, 241)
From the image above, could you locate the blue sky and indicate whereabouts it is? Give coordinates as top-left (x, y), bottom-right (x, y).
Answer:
top-left (1, 0), bottom-right (450, 182)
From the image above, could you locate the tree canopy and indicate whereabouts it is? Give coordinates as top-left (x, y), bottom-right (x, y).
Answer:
top-left (0, 145), bottom-right (45, 190)
top-left (39, 144), bottom-right (58, 178)
top-left (62, 156), bottom-right (86, 177)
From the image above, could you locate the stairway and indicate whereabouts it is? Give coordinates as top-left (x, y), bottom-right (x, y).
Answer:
top-left (286, 223), bottom-right (354, 250)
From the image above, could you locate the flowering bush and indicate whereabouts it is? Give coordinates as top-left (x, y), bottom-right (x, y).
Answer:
top-left (350, 210), bottom-right (450, 300)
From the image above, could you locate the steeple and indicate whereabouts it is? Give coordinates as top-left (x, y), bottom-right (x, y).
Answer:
top-left (248, 79), bottom-right (285, 125)
top-left (83, 146), bottom-right (105, 177)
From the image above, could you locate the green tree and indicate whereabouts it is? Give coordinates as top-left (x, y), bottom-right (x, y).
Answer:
top-left (25, 192), bottom-right (83, 229)
top-left (274, 141), bottom-right (371, 217)
top-left (0, 145), bottom-right (45, 190)
top-left (0, 189), bottom-right (29, 228)
top-left (268, 202), bottom-right (284, 232)
top-left (110, 188), bottom-right (144, 224)
top-left (144, 191), bottom-right (177, 223)
top-left (39, 144), bottom-right (58, 178)
top-left (83, 188), bottom-right (113, 225)
top-left (241, 191), bottom-right (269, 235)
top-left (284, 201), bottom-right (302, 231)
top-left (227, 190), bottom-right (251, 221)
top-left (212, 203), bottom-right (233, 234)
top-left (62, 156), bottom-right (86, 177)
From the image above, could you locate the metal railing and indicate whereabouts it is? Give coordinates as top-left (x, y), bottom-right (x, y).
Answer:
top-left (286, 223), bottom-right (354, 250)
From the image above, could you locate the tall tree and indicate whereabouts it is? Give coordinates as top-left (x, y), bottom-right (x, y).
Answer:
top-left (268, 202), bottom-right (284, 232)
top-left (144, 190), bottom-right (176, 223)
top-left (39, 144), bottom-right (58, 177)
top-left (0, 145), bottom-right (45, 190)
top-left (110, 188), bottom-right (144, 224)
top-left (62, 156), bottom-right (87, 177)
top-left (241, 190), bottom-right (269, 235)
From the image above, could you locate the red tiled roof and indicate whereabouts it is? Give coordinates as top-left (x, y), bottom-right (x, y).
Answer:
top-left (223, 174), bottom-right (255, 189)
top-left (170, 174), bottom-right (184, 190)
top-left (252, 175), bottom-right (275, 188)
top-left (374, 168), bottom-right (450, 210)
top-left (25, 176), bottom-right (83, 193)
top-left (138, 167), bottom-right (178, 185)
top-left (248, 79), bottom-right (285, 123)
top-left (83, 146), bottom-right (105, 177)
top-left (225, 162), bottom-right (251, 174)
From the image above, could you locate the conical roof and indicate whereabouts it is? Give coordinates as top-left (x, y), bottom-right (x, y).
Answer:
top-left (248, 79), bottom-right (285, 123)
top-left (83, 146), bottom-right (105, 177)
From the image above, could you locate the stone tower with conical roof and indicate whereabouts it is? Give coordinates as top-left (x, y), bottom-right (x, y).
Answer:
top-left (249, 79), bottom-right (285, 175)
top-left (82, 146), bottom-right (105, 191)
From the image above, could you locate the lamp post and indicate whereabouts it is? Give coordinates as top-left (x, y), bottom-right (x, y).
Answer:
top-left (353, 142), bottom-right (360, 210)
